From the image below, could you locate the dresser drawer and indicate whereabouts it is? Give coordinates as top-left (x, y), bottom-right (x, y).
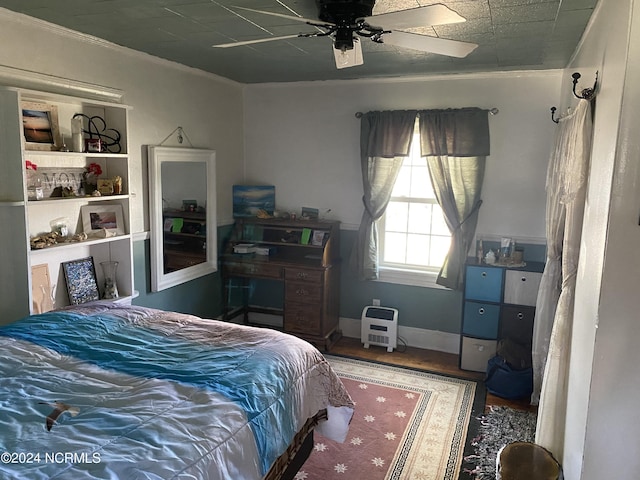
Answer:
top-left (284, 305), bottom-right (322, 335)
top-left (285, 268), bottom-right (323, 284)
top-left (224, 262), bottom-right (283, 279)
top-left (500, 305), bottom-right (535, 346)
top-left (460, 336), bottom-right (497, 372)
top-left (462, 301), bottom-right (500, 339)
top-left (285, 281), bottom-right (322, 305)
top-left (503, 270), bottom-right (542, 306)
top-left (465, 266), bottom-right (503, 303)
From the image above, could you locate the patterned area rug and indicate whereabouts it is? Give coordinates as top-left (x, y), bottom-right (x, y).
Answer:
top-left (295, 355), bottom-right (482, 480)
top-left (461, 406), bottom-right (537, 479)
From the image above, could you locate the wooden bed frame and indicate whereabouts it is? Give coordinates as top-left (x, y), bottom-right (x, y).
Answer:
top-left (265, 410), bottom-right (327, 480)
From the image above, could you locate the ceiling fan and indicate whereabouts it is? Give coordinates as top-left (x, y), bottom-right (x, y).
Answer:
top-left (213, 0), bottom-right (478, 69)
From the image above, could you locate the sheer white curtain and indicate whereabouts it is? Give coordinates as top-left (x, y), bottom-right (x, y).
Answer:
top-left (534, 99), bottom-right (593, 459)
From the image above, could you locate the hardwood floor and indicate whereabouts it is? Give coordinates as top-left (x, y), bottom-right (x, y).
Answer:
top-left (329, 336), bottom-right (536, 412)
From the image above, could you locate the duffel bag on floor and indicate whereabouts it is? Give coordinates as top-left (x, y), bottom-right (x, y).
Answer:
top-left (485, 354), bottom-right (533, 400)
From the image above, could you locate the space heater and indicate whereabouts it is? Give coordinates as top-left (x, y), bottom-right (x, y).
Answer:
top-left (361, 306), bottom-right (398, 352)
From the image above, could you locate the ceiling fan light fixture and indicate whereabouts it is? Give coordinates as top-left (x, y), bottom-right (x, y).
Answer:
top-left (334, 27), bottom-right (354, 51)
top-left (333, 36), bottom-right (363, 69)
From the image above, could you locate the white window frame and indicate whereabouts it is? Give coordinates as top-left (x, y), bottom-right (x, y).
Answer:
top-left (375, 124), bottom-right (451, 290)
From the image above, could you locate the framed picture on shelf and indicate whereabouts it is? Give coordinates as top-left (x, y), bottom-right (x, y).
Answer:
top-left (81, 204), bottom-right (125, 236)
top-left (62, 257), bottom-right (100, 305)
top-left (311, 230), bottom-right (328, 246)
top-left (301, 207), bottom-right (319, 220)
top-left (232, 185), bottom-right (275, 218)
top-left (21, 101), bottom-right (60, 151)
top-left (97, 179), bottom-right (114, 195)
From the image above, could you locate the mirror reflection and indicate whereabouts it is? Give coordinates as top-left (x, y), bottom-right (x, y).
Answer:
top-left (161, 161), bottom-right (207, 273)
top-left (148, 146), bottom-right (217, 292)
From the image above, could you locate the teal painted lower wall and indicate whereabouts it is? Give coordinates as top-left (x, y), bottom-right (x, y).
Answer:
top-left (132, 226), bottom-right (544, 336)
top-left (338, 229), bottom-right (463, 334)
top-left (132, 239), bottom-right (223, 319)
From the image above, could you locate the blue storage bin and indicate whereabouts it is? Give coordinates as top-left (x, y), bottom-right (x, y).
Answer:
top-left (462, 301), bottom-right (500, 339)
top-left (464, 265), bottom-right (503, 302)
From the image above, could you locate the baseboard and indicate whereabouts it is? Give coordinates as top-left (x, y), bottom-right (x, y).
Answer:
top-left (339, 316), bottom-right (460, 354)
top-left (216, 313), bottom-right (460, 355)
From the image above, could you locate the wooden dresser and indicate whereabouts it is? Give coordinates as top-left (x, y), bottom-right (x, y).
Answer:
top-left (221, 218), bottom-right (341, 350)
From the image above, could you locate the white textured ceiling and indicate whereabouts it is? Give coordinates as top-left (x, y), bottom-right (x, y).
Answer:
top-left (0, 0), bottom-right (598, 83)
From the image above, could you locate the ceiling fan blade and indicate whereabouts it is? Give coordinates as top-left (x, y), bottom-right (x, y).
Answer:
top-left (380, 31), bottom-right (477, 58)
top-left (364, 4), bottom-right (466, 30)
top-left (231, 6), bottom-right (329, 26)
top-left (213, 34), bottom-right (302, 48)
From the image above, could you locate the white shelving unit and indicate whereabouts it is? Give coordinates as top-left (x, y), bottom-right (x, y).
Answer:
top-left (0, 87), bottom-right (133, 324)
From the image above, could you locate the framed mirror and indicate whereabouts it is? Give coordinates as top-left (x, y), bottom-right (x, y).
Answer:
top-left (148, 146), bottom-right (217, 292)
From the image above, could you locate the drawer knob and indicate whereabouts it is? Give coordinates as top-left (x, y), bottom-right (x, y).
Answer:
top-left (518, 312), bottom-right (524, 320)
top-left (521, 277), bottom-right (527, 282)
top-left (481, 271), bottom-right (487, 277)
top-left (477, 344), bottom-right (485, 352)
top-left (296, 288), bottom-right (308, 296)
top-left (297, 272), bottom-right (308, 279)
top-left (478, 308), bottom-right (485, 315)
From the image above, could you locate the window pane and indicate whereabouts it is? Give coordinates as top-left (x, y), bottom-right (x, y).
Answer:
top-left (407, 132), bottom-right (422, 165)
top-left (385, 202), bottom-right (408, 232)
top-left (430, 235), bottom-right (451, 266)
top-left (406, 234), bottom-right (430, 266)
top-left (377, 119), bottom-right (454, 273)
top-left (409, 165), bottom-right (433, 198)
top-left (431, 206), bottom-right (450, 235)
top-left (384, 232), bottom-right (406, 263)
top-left (391, 165), bottom-right (411, 197)
top-left (408, 203), bottom-right (431, 234)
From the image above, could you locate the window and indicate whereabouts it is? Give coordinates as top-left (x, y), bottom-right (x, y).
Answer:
top-left (377, 121), bottom-right (451, 283)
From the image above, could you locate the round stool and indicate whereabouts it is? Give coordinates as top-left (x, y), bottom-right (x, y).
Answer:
top-left (496, 441), bottom-right (562, 480)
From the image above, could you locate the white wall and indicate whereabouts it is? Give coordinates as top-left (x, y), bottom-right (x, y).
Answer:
top-left (0, 8), bottom-right (245, 232)
top-left (563, 0), bottom-right (640, 478)
top-left (243, 71), bottom-right (561, 243)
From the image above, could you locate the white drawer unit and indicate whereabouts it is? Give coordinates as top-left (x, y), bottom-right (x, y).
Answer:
top-left (503, 270), bottom-right (542, 306)
top-left (460, 337), bottom-right (497, 372)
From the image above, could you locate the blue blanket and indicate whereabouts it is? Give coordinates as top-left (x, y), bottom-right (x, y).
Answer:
top-left (0, 304), bottom-right (352, 479)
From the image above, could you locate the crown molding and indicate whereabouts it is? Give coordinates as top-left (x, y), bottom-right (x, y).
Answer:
top-left (0, 8), bottom-right (242, 90)
top-left (246, 68), bottom-right (565, 89)
top-left (0, 64), bottom-right (124, 102)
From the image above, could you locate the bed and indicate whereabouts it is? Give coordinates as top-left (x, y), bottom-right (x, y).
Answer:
top-left (0, 302), bottom-right (354, 479)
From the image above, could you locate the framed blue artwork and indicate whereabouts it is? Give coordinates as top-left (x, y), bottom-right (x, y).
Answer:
top-left (232, 185), bottom-right (275, 218)
top-left (62, 257), bottom-right (100, 305)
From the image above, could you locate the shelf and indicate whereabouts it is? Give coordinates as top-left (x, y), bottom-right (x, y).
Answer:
top-left (30, 234), bottom-right (132, 255)
top-left (165, 232), bottom-right (205, 239)
top-left (0, 86), bottom-right (133, 323)
top-left (236, 217), bottom-right (335, 229)
top-left (24, 150), bottom-right (128, 158)
top-left (250, 240), bottom-right (324, 249)
top-left (27, 194), bottom-right (130, 206)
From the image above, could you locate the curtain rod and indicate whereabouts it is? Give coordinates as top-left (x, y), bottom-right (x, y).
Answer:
top-left (354, 108), bottom-right (499, 118)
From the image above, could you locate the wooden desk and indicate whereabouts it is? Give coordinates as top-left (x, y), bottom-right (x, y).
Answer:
top-left (221, 218), bottom-right (341, 351)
